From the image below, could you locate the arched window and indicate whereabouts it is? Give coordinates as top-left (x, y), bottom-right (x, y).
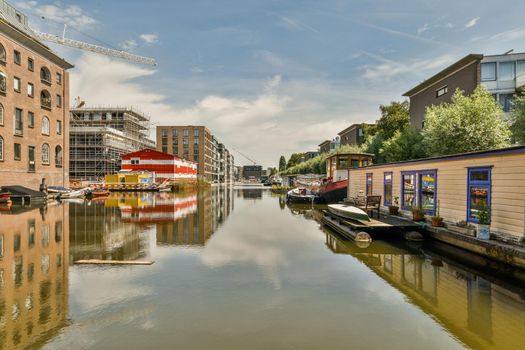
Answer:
top-left (0, 136), bottom-right (3, 161)
top-left (40, 67), bottom-right (51, 83)
top-left (55, 145), bottom-right (63, 167)
top-left (40, 90), bottom-right (51, 109)
top-left (42, 143), bottom-right (50, 164)
top-left (0, 103), bottom-right (3, 125)
top-left (0, 44), bottom-right (5, 62)
top-left (42, 116), bottom-right (50, 135)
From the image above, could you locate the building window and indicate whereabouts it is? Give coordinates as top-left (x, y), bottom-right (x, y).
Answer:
top-left (172, 128), bottom-right (178, 138)
top-left (499, 94), bottom-right (514, 113)
top-left (55, 145), bottom-right (62, 167)
top-left (481, 62), bottom-right (496, 81)
top-left (194, 129), bottom-right (199, 137)
top-left (56, 72), bottom-right (62, 84)
top-left (0, 103), bottom-right (3, 125)
top-left (401, 172), bottom-right (416, 210)
top-left (40, 67), bottom-right (51, 83)
top-left (42, 143), bottom-right (50, 164)
top-left (518, 61), bottom-right (525, 80)
top-left (467, 167), bottom-right (491, 223)
top-left (436, 85), bottom-right (448, 98)
top-left (0, 136), bottom-right (3, 161)
top-left (27, 82), bottom-right (34, 97)
top-left (56, 94), bottom-right (62, 108)
top-left (57, 120), bottom-right (62, 135)
top-left (419, 171), bottom-right (436, 215)
top-left (194, 137), bottom-right (199, 145)
top-left (499, 61), bottom-right (515, 81)
top-left (384, 172), bottom-right (393, 206)
top-left (14, 108), bottom-right (23, 135)
top-left (0, 71), bottom-right (5, 93)
top-left (13, 50), bottom-right (20, 65)
top-left (0, 44), bottom-right (5, 63)
top-left (41, 90), bottom-right (51, 109)
top-left (14, 143), bottom-right (21, 160)
top-left (13, 76), bottom-right (20, 92)
top-left (161, 128), bottom-right (168, 137)
top-left (42, 116), bottom-right (50, 135)
top-left (366, 173), bottom-right (373, 196)
top-left (28, 111), bottom-right (34, 128)
top-left (183, 129), bottom-right (189, 137)
top-left (27, 58), bottom-right (34, 71)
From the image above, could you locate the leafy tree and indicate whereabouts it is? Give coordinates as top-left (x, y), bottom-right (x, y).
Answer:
top-left (376, 101), bottom-right (410, 140)
top-left (268, 167), bottom-right (278, 176)
top-left (510, 94), bottom-right (525, 144)
top-left (423, 86), bottom-right (511, 156)
top-left (279, 156), bottom-right (287, 171)
top-left (363, 133), bottom-right (386, 164)
top-left (381, 127), bottom-right (427, 162)
top-left (286, 153), bottom-right (304, 168)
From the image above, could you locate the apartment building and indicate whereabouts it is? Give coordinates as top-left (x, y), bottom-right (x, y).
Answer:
top-left (404, 52), bottom-right (525, 129)
top-left (318, 140), bottom-right (331, 154)
top-left (69, 107), bottom-right (154, 181)
top-left (0, 6), bottom-right (73, 189)
top-left (338, 123), bottom-right (372, 147)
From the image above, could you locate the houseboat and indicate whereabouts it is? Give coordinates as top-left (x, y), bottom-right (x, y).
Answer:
top-left (345, 145), bottom-right (525, 265)
top-left (319, 152), bottom-right (374, 203)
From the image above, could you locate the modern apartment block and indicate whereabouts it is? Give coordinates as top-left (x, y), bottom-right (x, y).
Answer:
top-left (303, 151), bottom-right (319, 161)
top-left (318, 140), bottom-right (331, 154)
top-left (0, 4), bottom-right (73, 189)
top-left (156, 125), bottom-right (234, 183)
top-left (242, 165), bottom-right (263, 180)
top-left (69, 107), bottom-right (155, 181)
top-left (338, 123), bottom-right (372, 147)
top-left (404, 52), bottom-right (525, 129)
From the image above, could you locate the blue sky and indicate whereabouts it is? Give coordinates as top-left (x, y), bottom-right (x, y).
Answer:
top-left (15, 0), bottom-right (525, 166)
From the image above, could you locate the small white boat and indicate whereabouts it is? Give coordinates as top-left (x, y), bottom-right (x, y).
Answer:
top-left (286, 188), bottom-right (319, 204)
top-left (328, 204), bottom-right (370, 222)
top-left (59, 188), bottom-right (87, 199)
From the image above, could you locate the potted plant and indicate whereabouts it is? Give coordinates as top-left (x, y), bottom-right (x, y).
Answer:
top-left (431, 200), bottom-right (444, 227)
top-left (476, 202), bottom-right (491, 240)
top-left (411, 204), bottom-right (426, 222)
top-left (388, 196), bottom-right (400, 215)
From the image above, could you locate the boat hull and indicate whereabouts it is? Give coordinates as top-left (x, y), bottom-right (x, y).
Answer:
top-left (319, 180), bottom-right (347, 203)
top-left (328, 204), bottom-right (370, 222)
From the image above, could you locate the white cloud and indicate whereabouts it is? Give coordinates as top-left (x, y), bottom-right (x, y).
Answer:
top-left (417, 23), bottom-right (430, 34)
top-left (417, 22), bottom-right (454, 35)
top-left (139, 33), bottom-right (159, 44)
top-left (488, 26), bottom-right (525, 42)
top-left (465, 17), bottom-right (480, 28)
top-left (119, 39), bottom-right (138, 51)
top-left (277, 15), bottom-right (319, 34)
top-left (16, 1), bottom-right (96, 29)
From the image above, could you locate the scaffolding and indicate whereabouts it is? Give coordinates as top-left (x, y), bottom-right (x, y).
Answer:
top-left (69, 107), bottom-right (156, 181)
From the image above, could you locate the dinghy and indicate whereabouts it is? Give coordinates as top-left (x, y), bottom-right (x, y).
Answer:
top-left (328, 204), bottom-right (370, 222)
top-left (286, 188), bottom-right (320, 204)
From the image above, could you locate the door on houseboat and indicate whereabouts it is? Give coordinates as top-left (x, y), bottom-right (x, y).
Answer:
top-left (28, 146), bottom-right (35, 172)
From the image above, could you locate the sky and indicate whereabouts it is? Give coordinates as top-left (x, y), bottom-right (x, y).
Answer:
top-left (13, 0), bottom-right (525, 167)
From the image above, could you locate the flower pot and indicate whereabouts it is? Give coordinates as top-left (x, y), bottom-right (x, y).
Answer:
top-left (431, 217), bottom-right (444, 227)
top-left (412, 212), bottom-right (425, 222)
top-left (477, 224), bottom-right (490, 240)
top-left (388, 206), bottom-right (399, 215)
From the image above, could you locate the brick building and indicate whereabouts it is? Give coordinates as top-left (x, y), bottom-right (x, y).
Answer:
top-left (0, 8), bottom-right (73, 189)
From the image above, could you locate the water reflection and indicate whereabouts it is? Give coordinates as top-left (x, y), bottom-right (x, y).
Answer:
top-left (0, 203), bottom-right (69, 350)
top-left (325, 229), bottom-right (525, 350)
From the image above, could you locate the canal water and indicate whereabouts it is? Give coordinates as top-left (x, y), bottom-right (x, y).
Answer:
top-left (1, 188), bottom-right (525, 349)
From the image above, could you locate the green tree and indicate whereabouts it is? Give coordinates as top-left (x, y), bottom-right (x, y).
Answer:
top-left (286, 153), bottom-right (304, 168)
top-left (510, 94), bottom-right (525, 144)
top-left (381, 127), bottom-right (427, 162)
top-left (279, 156), bottom-right (286, 171)
top-left (376, 100), bottom-right (410, 140)
top-left (423, 86), bottom-right (511, 156)
top-left (363, 133), bottom-right (386, 164)
top-left (268, 167), bottom-right (278, 176)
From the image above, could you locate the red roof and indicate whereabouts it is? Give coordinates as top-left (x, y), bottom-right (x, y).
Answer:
top-left (122, 148), bottom-right (182, 161)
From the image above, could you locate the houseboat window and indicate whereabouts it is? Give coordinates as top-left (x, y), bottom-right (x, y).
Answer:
top-left (401, 173), bottom-right (416, 209)
top-left (419, 171), bottom-right (436, 215)
top-left (366, 173), bottom-right (373, 196)
top-left (351, 159), bottom-right (359, 168)
top-left (467, 167), bottom-right (491, 223)
top-left (362, 159), bottom-right (368, 166)
top-left (384, 172), bottom-right (392, 206)
top-left (338, 156), bottom-right (348, 169)
top-left (481, 62), bottom-right (496, 81)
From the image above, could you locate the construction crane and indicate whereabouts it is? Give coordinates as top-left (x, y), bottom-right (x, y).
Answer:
top-left (0, 0), bottom-right (157, 66)
top-left (231, 147), bottom-right (258, 166)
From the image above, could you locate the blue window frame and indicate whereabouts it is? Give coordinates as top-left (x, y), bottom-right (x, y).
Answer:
top-left (418, 171), bottom-right (436, 215)
top-left (366, 173), bottom-right (373, 196)
top-left (467, 167), bottom-right (491, 223)
top-left (401, 172), bottom-right (417, 210)
top-left (384, 172), bottom-right (393, 206)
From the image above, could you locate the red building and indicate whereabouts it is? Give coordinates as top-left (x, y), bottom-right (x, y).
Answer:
top-left (121, 149), bottom-right (197, 182)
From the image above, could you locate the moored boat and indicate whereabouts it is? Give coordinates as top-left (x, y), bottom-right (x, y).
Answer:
top-left (328, 204), bottom-right (370, 222)
top-left (318, 179), bottom-right (347, 203)
top-left (286, 188), bottom-right (320, 204)
top-left (0, 191), bottom-right (12, 204)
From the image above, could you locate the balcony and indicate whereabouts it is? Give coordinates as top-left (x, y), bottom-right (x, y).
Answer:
top-left (517, 73), bottom-right (525, 90)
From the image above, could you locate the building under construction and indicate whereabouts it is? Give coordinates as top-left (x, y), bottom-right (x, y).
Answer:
top-left (69, 107), bottom-right (155, 181)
